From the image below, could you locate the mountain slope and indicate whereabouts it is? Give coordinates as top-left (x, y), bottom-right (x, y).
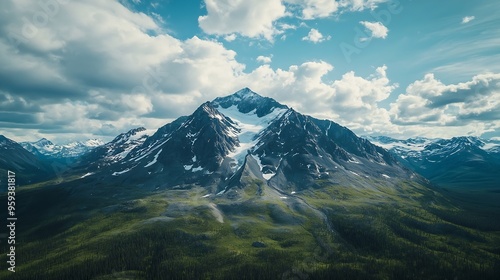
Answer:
top-left (0, 135), bottom-right (54, 184)
top-left (75, 127), bottom-right (150, 173)
top-left (82, 101), bottom-right (241, 188)
top-left (252, 109), bottom-right (411, 193)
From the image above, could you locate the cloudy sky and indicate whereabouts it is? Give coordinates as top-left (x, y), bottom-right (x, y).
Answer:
top-left (1, 0), bottom-right (499, 143)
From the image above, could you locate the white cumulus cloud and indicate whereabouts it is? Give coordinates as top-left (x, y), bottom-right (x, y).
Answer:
top-left (341, 0), bottom-right (388, 11)
top-left (256, 55), bottom-right (272, 64)
top-left (285, 0), bottom-right (340, 19)
top-left (0, 0), bottom-right (246, 141)
top-left (302, 28), bottom-right (331, 43)
top-left (224, 34), bottom-right (237, 42)
top-left (360, 21), bottom-right (389, 39)
top-left (390, 73), bottom-right (500, 137)
top-left (285, 0), bottom-right (388, 19)
top-left (198, 0), bottom-right (391, 41)
top-left (462, 16), bottom-right (475, 24)
top-left (198, 0), bottom-right (286, 41)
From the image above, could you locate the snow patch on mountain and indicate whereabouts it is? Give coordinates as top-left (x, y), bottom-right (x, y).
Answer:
top-left (251, 154), bottom-right (275, 180)
top-left (144, 149), bottom-right (162, 167)
top-left (81, 172), bottom-right (94, 178)
top-left (112, 168), bottom-right (131, 176)
top-left (133, 137), bottom-right (171, 162)
top-left (218, 105), bottom-right (287, 169)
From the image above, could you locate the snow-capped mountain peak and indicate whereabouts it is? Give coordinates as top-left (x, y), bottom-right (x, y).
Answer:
top-left (209, 89), bottom-right (290, 170)
top-left (225, 87), bottom-right (258, 101)
top-left (34, 138), bottom-right (54, 147)
top-left (212, 88), bottom-right (287, 117)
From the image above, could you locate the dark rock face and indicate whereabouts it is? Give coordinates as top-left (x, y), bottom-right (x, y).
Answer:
top-left (149, 101), bottom-right (240, 174)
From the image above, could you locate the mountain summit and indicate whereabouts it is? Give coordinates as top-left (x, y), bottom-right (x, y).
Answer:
top-left (212, 87), bottom-right (288, 117)
top-left (76, 88), bottom-right (418, 194)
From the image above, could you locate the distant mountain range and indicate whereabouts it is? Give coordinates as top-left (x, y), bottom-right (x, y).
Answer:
top-left (21, 138), bottom-right (104, 160)
top-left (367, 136), bottom-right (500, 190)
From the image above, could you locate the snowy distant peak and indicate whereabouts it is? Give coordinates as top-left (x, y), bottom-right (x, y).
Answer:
top-left (366, 136), bottom-right (433, 145)
top-left (34, 138), bottom-right (55, 147)
top-left (426, 136), bottom-right (486, 153)
top-left (447, 136), bottom-right (484, 147)
top-left (366, 136), bottom-right (434, 153)
top-left (21, 137), bottom-right (104, 159)
top-left (368, 135), bottom-right (500, 189)
top-left (111, 127), bottom-right (148, 144)
top-left (365, 135), bottom-right (397, 144)
top-left (368, 135), bottom-right (500, 161)
top-left (83, 139), bottom-right (105, 147)
top-left (212, 88), bottom-right (288, 117)
top-left (406, 137), bottom-right (432, 144)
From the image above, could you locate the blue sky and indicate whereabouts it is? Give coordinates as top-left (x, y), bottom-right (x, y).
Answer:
top-left (0, 0), bottom-right (499, 143)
